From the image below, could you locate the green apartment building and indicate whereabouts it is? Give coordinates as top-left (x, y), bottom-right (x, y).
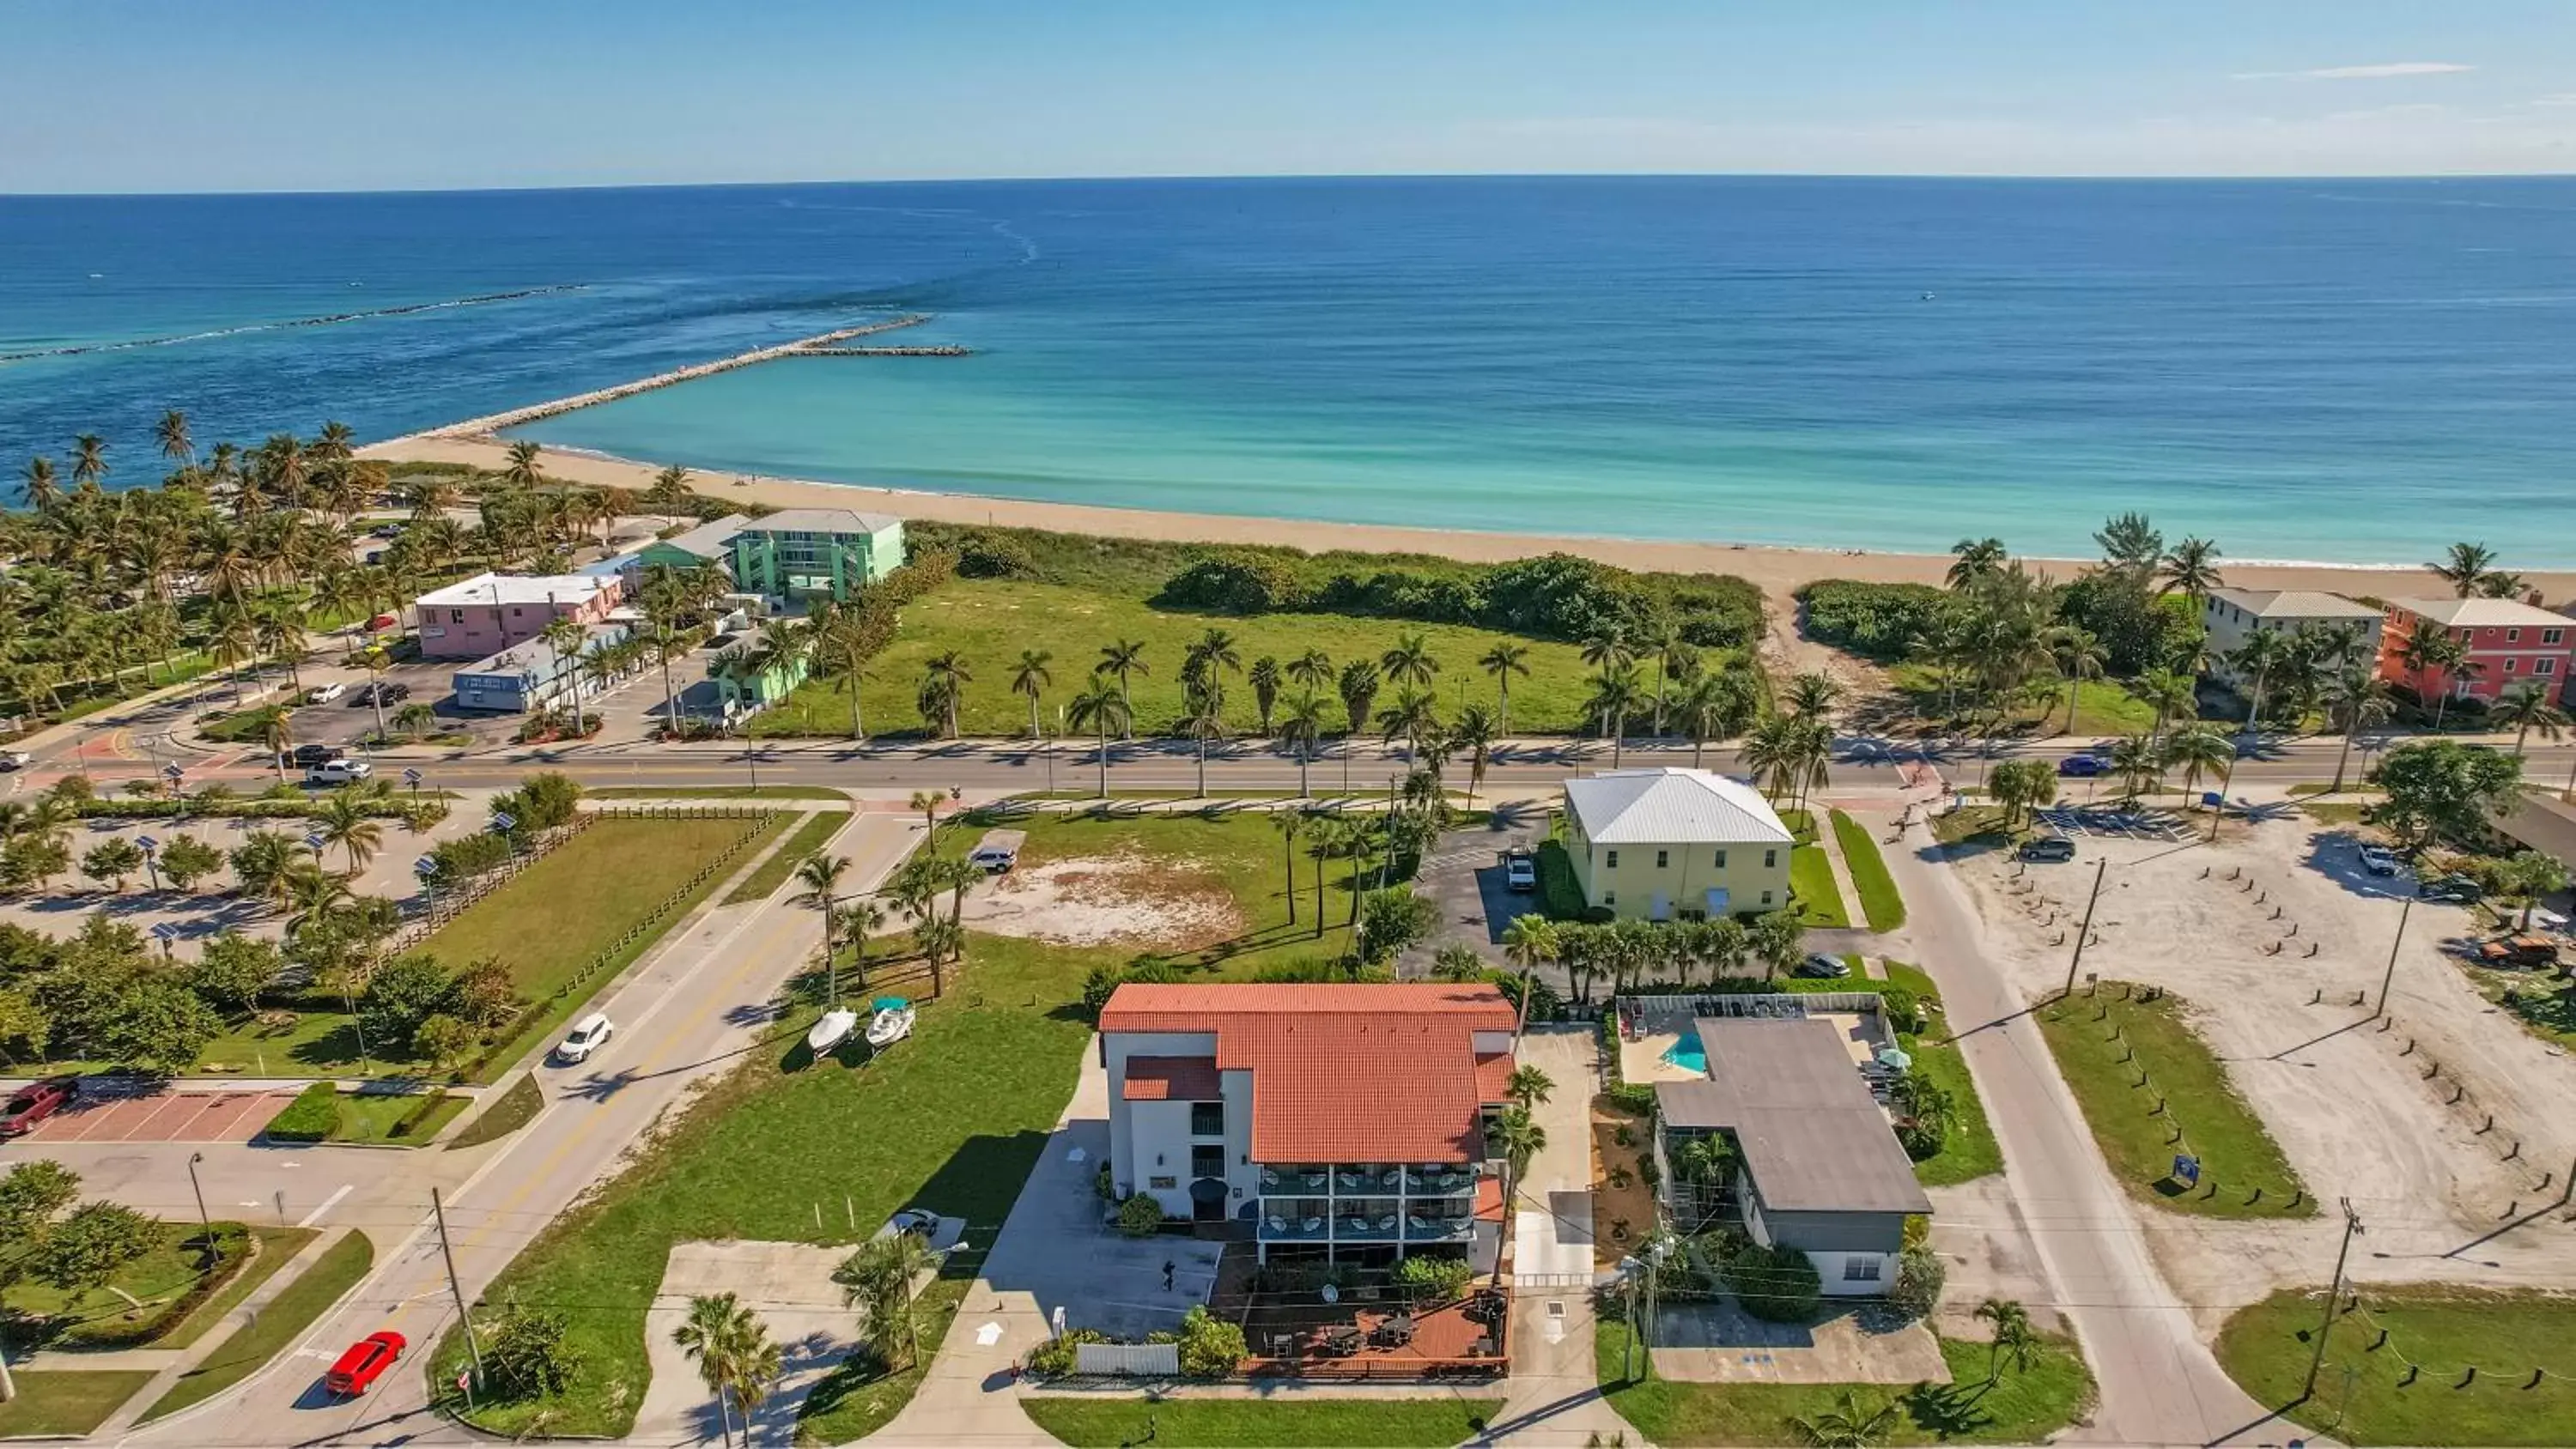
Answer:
top-left (634, 508), bottom-right (906, 605)
top-left (1560, 767), bottom-right (1793, 920)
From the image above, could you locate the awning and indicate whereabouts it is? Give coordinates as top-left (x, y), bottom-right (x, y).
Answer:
top-left (1188, 1177), bottom-right (1230, 1205)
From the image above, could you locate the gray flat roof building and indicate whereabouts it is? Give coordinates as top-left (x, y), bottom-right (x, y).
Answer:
top-left (1655, 1017), bottom-right (1930, 1216)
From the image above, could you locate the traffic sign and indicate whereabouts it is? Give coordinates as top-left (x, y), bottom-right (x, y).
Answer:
top-left (414, 856), bottom-right (440, 877)
top-left (134, 835), bottom-right (159, 853)
top-left (161, 762), bottom-right (185, 779)
top-left (489, 811), bottom-right (518, 834)
top-left (402, 768), bottom-right (424, 787)
top-left (2172, 1154), bottom-right (2201, 1187)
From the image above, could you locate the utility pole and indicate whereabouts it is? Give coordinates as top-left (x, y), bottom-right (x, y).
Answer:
top-left (433, 1187), bottom-right (485, 1406)
top-left (2060, 858), bottom-right (2108, 998)
top-left (2375, 895), bottom-right (2413, 1020)
top-left (2303, 1199), bottom-right (2364, 1398)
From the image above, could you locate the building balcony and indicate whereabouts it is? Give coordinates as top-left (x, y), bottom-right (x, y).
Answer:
top-left (1404, 1214), bottom-right (1476, 1244)
top-left (1334, 1199), bottom-right (1402, 1240)
top-left (1404, 1166), bottom-right (1479, 1197)
top-left (1260, 1166), bottom-right (1329, 1195)
top-left (1260, 1207), bottom-right (1333, 1242)
top-left (1334, 1164), bottom-right (1405, 1195)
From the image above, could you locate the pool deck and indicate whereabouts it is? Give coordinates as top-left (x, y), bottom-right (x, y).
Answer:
top-left (1620, 1009), bottom-right (1891, 1086)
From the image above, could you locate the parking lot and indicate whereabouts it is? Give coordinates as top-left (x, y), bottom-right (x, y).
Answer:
top-left (15, 1088), bottom-right (297, 1144)
top-left (2029, 804), bottom-right (2196, 845)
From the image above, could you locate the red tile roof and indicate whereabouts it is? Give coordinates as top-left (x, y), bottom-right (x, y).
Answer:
top-left (1121, 1056), bottom-right (1221, 1101)
top-left (1101, 985), bottom-right (1516, 1164)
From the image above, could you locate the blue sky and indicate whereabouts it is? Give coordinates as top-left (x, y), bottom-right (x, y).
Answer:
top-left (7, 0), bottom-right (2574, 191)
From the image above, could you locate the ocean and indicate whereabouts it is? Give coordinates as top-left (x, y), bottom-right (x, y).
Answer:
top-left (5, 176), bottom-right (2575, 565)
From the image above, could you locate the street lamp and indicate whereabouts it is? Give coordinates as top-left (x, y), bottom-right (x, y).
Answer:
top-left (185, 1152), bottom-right (210, 1236)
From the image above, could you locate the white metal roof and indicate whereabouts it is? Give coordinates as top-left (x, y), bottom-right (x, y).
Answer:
top-left (415, 572), bottom-right (617, 609)
top-left (1561, 767), bottom-right (1793, 846)
top-left (2206, 588), bottom-right (2379, 621)
top-left (2390, 596), bottom-right (2571, 628)
top-left (738, 507), bottom-right (902, 536)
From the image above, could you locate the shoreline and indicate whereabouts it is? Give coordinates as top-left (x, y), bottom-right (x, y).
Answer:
top-left (359, 433), bottom-right (2576, 602)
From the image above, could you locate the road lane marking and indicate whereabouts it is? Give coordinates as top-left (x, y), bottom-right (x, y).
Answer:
top-left (298, 1183), bottom-right (354, 1227)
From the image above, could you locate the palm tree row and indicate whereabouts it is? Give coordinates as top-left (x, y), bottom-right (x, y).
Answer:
top-left (1498, 908), bottom-right (1808, 1004)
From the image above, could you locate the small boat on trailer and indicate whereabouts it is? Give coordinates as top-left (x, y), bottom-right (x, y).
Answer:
top-left (806, 1008), bottom-right (860, 1053)
top-left (865, 997), bottom-right (914, 1049)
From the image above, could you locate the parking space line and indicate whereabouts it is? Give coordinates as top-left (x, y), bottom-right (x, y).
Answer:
top-left (109, 1094), bottom-right (191, 1142)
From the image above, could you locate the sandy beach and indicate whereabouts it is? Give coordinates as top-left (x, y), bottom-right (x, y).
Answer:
top-left (363, 433), bottom-right (2576, 605)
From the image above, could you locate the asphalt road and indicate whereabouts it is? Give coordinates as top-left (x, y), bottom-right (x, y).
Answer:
top-left (124, 809), bottom-right (923, 1449)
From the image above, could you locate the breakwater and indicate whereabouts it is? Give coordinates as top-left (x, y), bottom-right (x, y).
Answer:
top-left (801, 344), bottom-right (974, 357)
top-left (422, 313), bottom-right (937, 436)
top-left (0, 284), bottom-right (590, 365)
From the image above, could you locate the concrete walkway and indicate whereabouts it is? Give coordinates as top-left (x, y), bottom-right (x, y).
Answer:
top-left (88, 1225), bottom-right (362, 1437)
top-left (1809, 804), bottom-right (1868, 928)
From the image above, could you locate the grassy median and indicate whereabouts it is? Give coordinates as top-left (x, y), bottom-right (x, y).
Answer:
top-left (2216, 1286), bottom-right (2576, 1446)
top-left (1023, 1397), bottom-right (1508, 1446)
top-left (1831, 809), bottom-right (1906, 931)
top-left (141, 1230), bottom-right (374, 1423)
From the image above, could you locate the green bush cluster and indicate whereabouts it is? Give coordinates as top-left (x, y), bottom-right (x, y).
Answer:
top-left (430, 831), bottom-right (517, 879)
top-left (1170, 1304), bottom-right (1248, 1377)
top-left (1078, 957), bottom-right (1182, 1022)
top-left (1795, 580), bottom-right (1948, 661)
top-left (1394, 1252), bottom-right (1476, 1301)
top-left (264, 1082), bottom-right (341, 1143)
top-left (1022, 1327), bottom-right (1105, 1377)
top-left (1717, 1240), bottom-right (1822, 1323)
top-left (1115, 1193), bottom-right (1164, 1237)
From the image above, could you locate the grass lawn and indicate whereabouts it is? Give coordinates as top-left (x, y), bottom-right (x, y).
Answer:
top-left (2215, 1286), bottom-right (2576, 1446)
top-left (438, 811), bottom-right (1363, 1440)
top-left (2035, 985), bottom-right (2312, 1218)
top-left (1831, 809), bottom-right (1907, 932)
top-left (747, 577), bottom-right (1722, 739)
top-left (1929, 804), bottom-right (2018, 849)
top-left (6, 1222), bottom-right (249, 1349)
top-left (1883, 963), bottom-right (2002, 1186)
top-left (2301, 801), bottom-right (2370, 828)
top-left (590, 785), bottom-right (848, 800)
top-left (448, 1074), bottom-right (544, 1149)
top-left (330, 1091), bottom-right (470, 1145)
top-left (1777, 809), bottom-right (1850, 930)
top-left (0, 1372), bottom-right (155, 1437)
top-left (422, 813), bottom-right (790, 1082)
top-left (140, 1230), bottom-right (374, 1424)
top-left (155, 1226), bottom-right (317, 1349)
top-left (1021, 1397), bottom-right (1508, 1446)
top-left (1889, 665), bottom-right (2157, 737)
top-left (722, 810), bottom-right (848, 905)
top-left (1598, 1316), bottom-right (2094, 1446)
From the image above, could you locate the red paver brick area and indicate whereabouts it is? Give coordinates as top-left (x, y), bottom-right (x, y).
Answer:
top-left (16, 1088), bottom-right (297, 1144)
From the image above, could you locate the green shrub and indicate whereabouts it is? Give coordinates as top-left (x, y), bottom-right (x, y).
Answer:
top-left (1157, 553), bottom-right (1309, 614)
top-left (1725, 1240), bottom-right (1822, 1323)
top-left (1795, 580), bottom-right (1947, 661)
top-left (952, 530), bottom-right (1037, 579)
top-left (1888, 1246), bottom-right (1945, 1321)
top-left (1880, 986), bottom-right (1923, 1036)
top-left (430, 831), bottom-right (515, 880)
top-left (1394, 1253), bottom-right (1475, 1302)
top-left (1115, 1193), bottom-right (1164, 1238)
top-left (1174, 1304), bottom-right (1248, 1377)
top-left (1023, 1327), bottom-right (1105, 1377)
top-left (1607, 1082), bottom-right (1658, 1117)
top-left (1356, 885), bottom-right (1435, 962)
top-left (264, 1082), bottom-right (341, 1143)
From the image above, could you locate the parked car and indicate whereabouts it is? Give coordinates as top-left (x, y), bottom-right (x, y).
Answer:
top-left (2017, 836), bottom-right (2077, 863)
top-left (0, 1076), bottom-right (77, 1138)
top-left (2057, 755), bottom-right (2106, 777)
top-left (324, 1331), bottom-right (406, 1397)
top-left (555, 1013), bottom-right (614, 1064)
top-left (1794, 953), bottom-right (1851, 979)
top-left (367, 523), bottom-right (404, 539)
top-left (306, 759), bottom-right (374, 786)
top-left (2476, 935), bottom-right (2561, 970)
top-left (1501, 850), bottom-right (1537, 892)
top-left (2418, 875), bottom-right (2483, 904)
top-left (306, 682), bottom-right (347, 705)
top-left (966, 828), bottom-right (1025, 875)
top-left (288, 743), bottom-right (346, 769)
top-left (351, 682), bottom-right (413, 706)
top-left (2358, 845), bottom-right (2403, 877)
top-left (0, 750), bottom-right (30, 773)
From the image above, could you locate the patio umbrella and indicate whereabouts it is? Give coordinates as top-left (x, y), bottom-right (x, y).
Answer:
top-left (1876, 1046), bottom-right (1913, 1071)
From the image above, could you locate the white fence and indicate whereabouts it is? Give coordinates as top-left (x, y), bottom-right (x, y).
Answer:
top-left (1074, 1342), bottom-right (1181, 1377)
top-left (1625, 991), bottom-right (1887, 1019)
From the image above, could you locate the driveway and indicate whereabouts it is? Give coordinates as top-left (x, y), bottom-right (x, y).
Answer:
top-left (1400, 813), bottom-right (1547, 979)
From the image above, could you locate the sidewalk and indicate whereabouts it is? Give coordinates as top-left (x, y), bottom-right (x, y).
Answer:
top-left (87, 1225), bottom-right (361, 1437)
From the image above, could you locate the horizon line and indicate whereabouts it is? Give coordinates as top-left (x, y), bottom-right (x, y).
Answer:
top-left (8, 168), bottom-right (2576, 201)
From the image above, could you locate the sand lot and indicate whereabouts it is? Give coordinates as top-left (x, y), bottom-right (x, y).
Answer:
top-left (959, 851), bottom-right (1245, 949)
top-left (1944, 806), bottom-right (2576, 1328)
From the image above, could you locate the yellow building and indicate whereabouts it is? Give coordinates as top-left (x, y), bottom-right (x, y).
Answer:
top-left (1561, 767), bottom-right (1793, 920)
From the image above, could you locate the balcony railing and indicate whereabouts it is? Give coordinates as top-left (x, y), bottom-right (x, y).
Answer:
top-left (1260, 1167), bottom-right (1329, 1195)
top-left (1334, 1199), bottom-right (1402, 1240)
top-left (1404, 1167), bottom-right (1478, 1197)
top-left (1260, 1211), bottom-right (1332, 1242)
top-left (1334, 1166), bottom-right (1404, 1194)
top-left (1403, 1214), bottom-right (1475, 1243)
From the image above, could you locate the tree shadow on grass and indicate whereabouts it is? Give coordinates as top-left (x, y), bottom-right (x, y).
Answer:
top-left (1904, 1377), bottom-right (1998, 1438)
top-left (914, 1128), bottom-right (1054, 1228)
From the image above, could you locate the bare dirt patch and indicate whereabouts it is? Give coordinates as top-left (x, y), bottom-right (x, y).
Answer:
top-left (1944, 809), bottom-right (2576, 1326)
top-left (960, 852), bottom-right (1244, 949)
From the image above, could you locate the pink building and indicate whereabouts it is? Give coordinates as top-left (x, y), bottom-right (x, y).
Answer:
top-left (2378, 597), bottom-right (2576, 707)
top-left (413, 573), bottom-right (626, 661)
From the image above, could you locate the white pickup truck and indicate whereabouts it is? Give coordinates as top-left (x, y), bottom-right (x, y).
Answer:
top-left (306, 759), bottom-right (374, 786)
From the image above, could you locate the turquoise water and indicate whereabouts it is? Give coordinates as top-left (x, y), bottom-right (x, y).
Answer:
top-left (9, 178), bottom-right (2576, 562)
top-left (1662, 1032), bottom-right (1708, 1076)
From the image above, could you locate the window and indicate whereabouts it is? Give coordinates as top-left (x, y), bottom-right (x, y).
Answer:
top-left (1190, 1102), bottom-right (1224, 1137)
top-left (1759, 890), bottom-right (1774, 906)
top-left (1605, 850), bottom-right (1619, 869)
top-left (1603, 892), bottom-right (1617, 906)
top-left (2549, 628), bottom-right (2567, 646)
top-left (449, 609), bottom-right (465, 624)
top-left (1843, 1257), bottom-right (1884, 1282)
top-left (1656, 850), bottom-right (1669, 869)
top-left (510, 606), bottom-right (523, 618)
top-left (1191, 1145), bottom-right (1224, 1179)
top-left (1714, 849), bottom-right (1728, 869)
top-left (1763, 849), bottom-right (1777, 869)
top-left (1149, 1175), bottom-right (1176, 1191)
top-left (2540, 658), bottom-right (2559, 676)
top-left (2504, 658), bottom-right (2519, 674)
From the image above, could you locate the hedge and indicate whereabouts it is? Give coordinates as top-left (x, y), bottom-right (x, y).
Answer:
top-left (262, 1083), bottom-right (340, 1143)
top-left (1795, 579), bottom-right (1947, 661)
top-left (55, 1222), bottom-right (252, 1349)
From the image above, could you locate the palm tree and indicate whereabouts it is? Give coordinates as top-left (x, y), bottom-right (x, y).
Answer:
top-left (155, 410), bottom-right (193, 470)
top-left (2492, 678), bottom-right (2568, 755)
top-left (1382, 633), bottom-right (1438, 691)
top-left (1649, 624), bottom-right (1694, 737)
top-left (1742, 713), bottom-right (1807, 803)
top-left (2044, 624), bottom-right (2107, 735)
top-left (721, 1321), bottom-right (782, 1443)
top-left (2156, 536), bottom-right (2224, 603)
top-left (1337, 658), bottom-right (1381, 737)
top-left (2162, 724), bottom-right (2234, 833)
top-left (1185, 627), bottom-right (1242, 693)
top-left (539, 615), bottom-right (591, 732)
top-left (1783, 671), bottom-right (1842, 724)
top-left (907, 790), bottom-right (944, 844)
top-left (1501, 914), bottom-right (1557, 1044)
top-left (1475, 642), bottom-right (1531, 735)
top-left (809, 601), bottom-right (875, 742)
top-left (1066, 680), bottom-right (1130, 796)
top-left (2320, 664), bottom-right (2393, 794)
top-left (312, 792), bottom-right (384, 876)
top-left (1674, 671), bottom-right (1753, 769)
top-left (260, 710), bottom-right (293, 784)
top-left (1376, 688), bottom-right (1438, 763)
top-left (1485, 1105), bottom-right (1546, 1287)
top-left (1248, 655), bottom-right (1282, 733)
top-left (1750, 908), bottom-right (1805, 983)
top-left (501, 440), bottom-right (544, 488)
top-left (2124, 666), bottom-right (2197, 749)
top-left (1278, 691), bottom-right (1328, 797)
top-left (1184, 682), bottom-right (1228, 797)
top-left (1270, 810), bottom-right (1305, 925)
top-left (1580, 629), bottom-right (1634, 678)
top-left (2107, 733), bottom-right (2162, 801)
top-left (1451, 704), bottom-right (1497, 803)
top-left (2224, 629), bottom-right (2293, 738)
top-left (674, 1292), bottom-right (754, 1447)
top-left (1096, 640), bottom-right (1148, 737)
top-left (20, 457), bottom-right (58, 512)
top-left (1008, 649), bottom-right (1054, 739)
top-left (1789, 1389), bottom-right (1901, 1448)
top-left (1972, 1298), bottom-right (2038, 1383)
top-left (1505, 1064), bottom-right (1553, 1109)
top-left (918, 651), bottom-right (970, 738)
top-left (793, 852), bottom-right (850, 1003)
top-left (2428, 542), bottom-right (2500, 597)
top-left (841, 898), bottom-right (886, 991)
top-left (1584, 667), bottom-right (1644, 766)
top-left (1947, 537), bottom-right (2006, 588)
top-left (1286, 646), bottom-right (1334, 696)
top-left (69, 433), bottom-right (107, 491)
top-left (2400, 627), bottom-right (2474, 727)
top-left (835, 1230), bottom-right (935, 1372)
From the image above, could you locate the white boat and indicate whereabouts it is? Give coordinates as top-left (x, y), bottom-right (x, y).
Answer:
top-left (806, 1009), bottom-right (859, 1053)
top-left (865, 997), bottom-right (914, 1049)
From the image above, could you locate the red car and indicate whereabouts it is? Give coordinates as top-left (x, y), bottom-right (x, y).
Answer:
top-left (325, 1331), bottom-right (406, 1397)
top-left (0, 1076), bottom-right (76, 1138)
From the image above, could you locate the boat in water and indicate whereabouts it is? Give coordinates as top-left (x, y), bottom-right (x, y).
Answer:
top-left (866, 997), bottom-right (914, 1049)
top-left (806, 1008), bottom-right (859, 1053)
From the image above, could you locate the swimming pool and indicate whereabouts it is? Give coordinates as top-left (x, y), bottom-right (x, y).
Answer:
top-left (1661, 1032), bottom-right (1707, 1076)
